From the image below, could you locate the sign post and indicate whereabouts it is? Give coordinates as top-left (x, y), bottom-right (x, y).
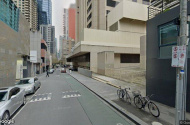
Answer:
top-left (174, 0), bottom-right (188, 124)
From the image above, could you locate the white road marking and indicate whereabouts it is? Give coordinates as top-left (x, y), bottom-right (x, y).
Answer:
top-left (117, 123), bottom-right (123, 125)
top-left (29, 93), bottom-right (52, 102)
top-left (62, 94), bottom-right (81, 99)
top-left (12, 87), bottom-right (41, 119)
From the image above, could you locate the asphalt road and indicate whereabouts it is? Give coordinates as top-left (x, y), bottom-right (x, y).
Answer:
top-left (13, 70), bottom-right (132, 125)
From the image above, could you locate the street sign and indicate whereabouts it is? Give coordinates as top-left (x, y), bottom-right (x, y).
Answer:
top-left (179, 45), bottom-right (186, 67)
top-left (171, 45), bottom-right (186, 68)
top-left (30, 51), bottom-right (37, 63)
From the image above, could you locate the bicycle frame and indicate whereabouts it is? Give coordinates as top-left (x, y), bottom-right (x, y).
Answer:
top-left (138, 94), bottom-right (153, 108)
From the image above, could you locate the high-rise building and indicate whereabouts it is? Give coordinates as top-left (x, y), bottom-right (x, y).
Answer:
top-left (13, 0), bottom-right (38, 31)
top-left (40, 25), bottom-right (55, 54)
top-left (59, 36), bottom-right (63, 60)
top-left (41, 0), bottom-right (52, 24)
top-left (67, 0), bottom-right (149, 73)
top-left (63, 9), bottom-right (69, 40)
top-left (76, 0), bottom-right (149, 43)
top-left (76, 0), bottom-right (119, 32)
top-left (68, 4), bottom-right (76, 40)
top-left (37, 0), bottom-right (48, 29)
top-left (62, 6), bottom-right (76, 63)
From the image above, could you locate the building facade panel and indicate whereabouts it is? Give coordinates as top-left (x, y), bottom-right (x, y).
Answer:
top-left (0, 6), bottom-right (30, 87)
top-left (146, 2), bottom-right (190, 112)
top-left (68, 7), bottom-right (76, 40)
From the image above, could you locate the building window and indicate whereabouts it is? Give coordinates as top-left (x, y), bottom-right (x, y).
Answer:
top-left (87, 13), bottom-right (92, 22)
top-left (158, 21), bottom-right (179, 58)
top-left (87, 0), bottom-right (91, 6)
top-left (107, 0), bottom-right (118, 7)
top-left (0, 0), bottom-right (20, 31)
top-left (87, 4), bottom-right (92, 14)
top-left (132, 0), bottom-right (137, 2)
top-left (87, 21), bottom-right (92, 28)
top-left (120, 54), bottom-right (140, 63)
top-left (159, 22), bottom-right (179, 46)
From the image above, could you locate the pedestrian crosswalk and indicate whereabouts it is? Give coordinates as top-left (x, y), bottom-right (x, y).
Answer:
top-left (29, 93), bottom-right (52, 103)
top-left (62, 91), bottom-right (81, 99)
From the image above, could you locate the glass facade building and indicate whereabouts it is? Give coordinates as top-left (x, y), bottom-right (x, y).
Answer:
top-left (0, 0), bottom-right (19, 31)
top-left (41, 0), bottom-right (52, 24)
top-left (37, 0), bottom-right (48, 29)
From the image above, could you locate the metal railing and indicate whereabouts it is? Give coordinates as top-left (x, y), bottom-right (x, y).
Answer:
top-left (148, 0), bottom-right (181, 19)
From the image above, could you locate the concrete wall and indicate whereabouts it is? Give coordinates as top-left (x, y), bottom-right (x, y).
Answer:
top-left (97, 52), bottom-right (106, 75)
top-left (97, 51), bottom-right (114, 75)
top-left (0, 13), bottom-right (30, 87)
top-left (90, 52), bottom-right (98, 72)
top-left (140, 35), bottom-right (146, 70)
top-left (119, 18), bottom-right (146, 34)
top-left (107, 0), bottom-right (148, 28)
top-left (78, 67), bottom-right (92, 78)
top-left (30, 31), bottom-right (42, 63)
top-left (82, 28), bottom-right (141, 48)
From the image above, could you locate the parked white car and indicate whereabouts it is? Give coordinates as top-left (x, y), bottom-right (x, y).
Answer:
top-left (15, 77), bottom-right (41, 95)
top-left (0, 87), bottom-right (26, 122)
top-left (49, 69), bottom-right (54, 74)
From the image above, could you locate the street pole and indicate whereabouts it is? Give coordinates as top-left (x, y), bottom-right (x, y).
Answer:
top-left (175, 0), bottom-right (188, 124)
top-left (45, 50), bottom-right (46, 72)
top-left (32, 62), bottom-right (34, 77)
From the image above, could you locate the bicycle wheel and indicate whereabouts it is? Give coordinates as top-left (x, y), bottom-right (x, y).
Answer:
top-left (148, 102), bottom-right (160, 117)
top-left (125, 92), bottom-right (131, 104)
top-left (117, 89), bottom-right (120, 97)
top-left (117, 90), bottom-right (122, 99)
top-left (134, 96), bottom-right (143, 109)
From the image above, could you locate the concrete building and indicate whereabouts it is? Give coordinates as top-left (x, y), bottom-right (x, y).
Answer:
top-left (76, 0), bottom-right (150, 43)
top-left (68, 4), bottom-right (76, 40)
top-left (40, 24), bottom-right (55, 54)
top-left (63, 9), bottom-right (69, 40)
top-left (62, 6), bottom-right (76, 64)
top-left (13, 0), bottom-right (38, 31)
top-left (30, 31), bottom-right (42, 75)
top-left (41, 39), bottom-right (50, 72)
top-left (67, 0), bottom-right (148, 84)
top-left (60, 36), bottom-right (75, 65)
top-left (146, 1), bottom-right (190, 112)
top-left (0, 0), bottom-right (30, 87)
top-left (59, 36), bottom-right (63, 60)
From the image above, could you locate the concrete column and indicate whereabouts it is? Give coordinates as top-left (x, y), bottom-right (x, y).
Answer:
top-left (90, 52), bottom-right (98, 73)
top-left (140, 35), bottom-right (146, 70)
top-left (97, 51), bottom-right (114, 75)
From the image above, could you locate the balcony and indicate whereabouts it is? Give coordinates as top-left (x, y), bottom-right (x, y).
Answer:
top-left (148, 0), bottom-right (181, 19)
top-left (107, 0), bottom-right (148, 28)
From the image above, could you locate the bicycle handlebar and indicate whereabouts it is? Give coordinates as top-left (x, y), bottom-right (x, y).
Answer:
top-left (125, 88), bottom-right (130, 90)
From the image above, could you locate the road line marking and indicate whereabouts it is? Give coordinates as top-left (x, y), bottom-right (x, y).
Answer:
top-left (12, 87), bottom-right (41, 119)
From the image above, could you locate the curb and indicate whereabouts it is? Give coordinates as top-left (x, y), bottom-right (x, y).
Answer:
top-left (92, 76), bottom-right (120, 88)
top-left (69, 73), bottom-right (148, 125)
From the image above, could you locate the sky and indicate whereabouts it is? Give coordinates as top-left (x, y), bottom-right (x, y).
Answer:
top-left (52, 0), bottom-right (75, 39)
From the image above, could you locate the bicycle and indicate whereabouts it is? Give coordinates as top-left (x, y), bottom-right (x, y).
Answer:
top-left (133, 92), bottom-right (160, 117)
top-left (117, 86), bottom-right (131, 104)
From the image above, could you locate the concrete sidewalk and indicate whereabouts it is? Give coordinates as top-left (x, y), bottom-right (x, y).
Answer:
top-left (69, 71), bottom-right (190, 125)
